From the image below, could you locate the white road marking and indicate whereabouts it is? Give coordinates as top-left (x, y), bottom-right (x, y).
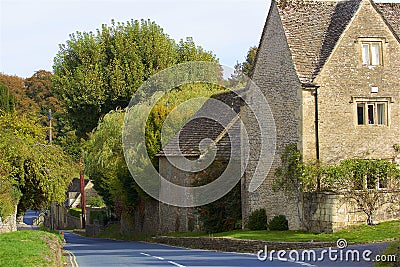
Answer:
top-left (140, 252), bottom-right (186, 267)
top-left (140, 252), bottom-right (151, 257)
top-left (168, 260), bottom-right (186, 267)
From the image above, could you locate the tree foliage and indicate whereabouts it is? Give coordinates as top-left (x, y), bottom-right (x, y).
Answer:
top-left (191, 159), bottom-right (242, 233)
top-left (86, 83), bottom-right (226, 216)
top-left (228, 46), bottom-right (258, 88)
top-left (0, 83), bottom-right (16, 114)
top-left (85, 110), bottom-right (139, 215)
top-left (0, 74), bottom-right (37, 115)
top-left (53, 19), bottom-right (218, 138)
top-left (322, 158), bottom-right (400, 225)
top-left (0, 113), bottom-right (76, 214)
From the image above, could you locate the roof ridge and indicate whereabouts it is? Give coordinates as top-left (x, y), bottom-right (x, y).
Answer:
top-left (277, 0), bottom-right (352, 8)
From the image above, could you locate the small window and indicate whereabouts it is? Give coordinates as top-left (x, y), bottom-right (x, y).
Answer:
top-left (357, 103), bottom-right (365, 125)
top-left (367, 104), bottom-right (375, 124)
top-left (378, 174), bottom-right (388, 189)
top-left (377, 103), bottom-right (385, 125)
top-left (356, 102), bottom-right (387, 126)
top-left (361, 42), bottom-right (382, 66)
top-left (366, 174), bottom-right (388, 190)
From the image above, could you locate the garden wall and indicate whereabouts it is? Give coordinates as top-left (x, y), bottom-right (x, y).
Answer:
top-left (304, 191), bottom-right (400, 233)
top-left (0, 206), bottom-right (17, 233)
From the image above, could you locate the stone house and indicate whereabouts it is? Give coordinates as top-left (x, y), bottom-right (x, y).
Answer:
top-left (243, 0), bottom-right (400, 232)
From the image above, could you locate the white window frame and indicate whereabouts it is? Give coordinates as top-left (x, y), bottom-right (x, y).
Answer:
top-left (358, 38), bottom-right (385, 66)
top-left (351, 96), bottom-right (392, 127)
top-left (357, 101), bottom-right (387, 126)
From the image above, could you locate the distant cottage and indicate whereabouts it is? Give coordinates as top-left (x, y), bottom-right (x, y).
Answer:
top-left (243, 0), bottom-right (400, 232)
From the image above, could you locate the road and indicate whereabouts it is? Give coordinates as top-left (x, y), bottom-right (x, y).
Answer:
top-left (22, 210), bottom-right (39, 225)
top-left (17, 209), bottom-right (40, 230)
top-left (63, 232), bottom-right (392, 267)
top-left (64, 232), bottom-right (303, 267)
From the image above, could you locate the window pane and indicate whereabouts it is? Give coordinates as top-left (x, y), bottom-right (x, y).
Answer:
top-left (362, 44), bottom-right (370, 65)
top-left (377, 103), bottom-right (385, 125)
top-left (378, 174), bottom-right (388, 189)
top-left (367, 174), bottom-right (376, 189)
top-left (357, 104), bottom-right (365, 125)
top-left (368, 104), bottom-right (374, 124)
top-left (371, 43), bottom-right (380, 65)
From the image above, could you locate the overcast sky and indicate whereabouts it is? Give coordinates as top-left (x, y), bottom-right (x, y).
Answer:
top-left (0, 0), bottom-right (272, 78)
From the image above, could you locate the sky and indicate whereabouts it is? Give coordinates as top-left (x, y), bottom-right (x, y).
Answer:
top-left (0, 0), bottom-right (272, 78)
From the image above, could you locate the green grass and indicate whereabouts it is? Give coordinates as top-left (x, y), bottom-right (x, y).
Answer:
top-left (374, 241), bottom-right (400, 267)
top-left (0, 230), bottom-right (62, 266)
top-left (165, 220), bottom-right (400, 243)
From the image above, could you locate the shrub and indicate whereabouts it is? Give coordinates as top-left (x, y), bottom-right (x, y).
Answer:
top-left (88, 195), bottom-right (105, 207)
top-left (69, 208), bottom-right (82, 218)
top-left (89, 210), bottom-right (108, 225)
top-left (247, 209), bottom-right (267, 230)
top-left (268, 215), bottom-right (288, 231)
top-left (192, 159), bottom-right (242, 234)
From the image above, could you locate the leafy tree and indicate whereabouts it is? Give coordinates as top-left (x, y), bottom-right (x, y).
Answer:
top-left (24, 70), bottom-right (66, 137)
top-left (86, 83), bottom-right (226, 216)
top-left (0, 149), bottom-right (19, 218)
top-left (53, 19), bottom-right (218, 138)
top-left (176, 37), bottom-right (216, 63)
top-left (323, 158), bottom-right (400, 225)
top-left (85, 110), bottom-right (139, 214)
top-left (242, 46), bottom-right (257, 78)
top-left (228, 46), bottom-right (258, 88)
top-left (87, 195), bottom-right (105, 207)
top-left (0, 113), bottom-right (76, 214)
top-left (0, 74), bottom-right (39, 115)
top-left (0, 83), bottom-right (16, 113)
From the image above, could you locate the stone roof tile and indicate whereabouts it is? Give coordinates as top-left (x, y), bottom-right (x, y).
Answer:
top-left (278, 0), bottom-right (361, 83)
top-left (376, 3), bottom-right (400, 40)
top-left (157, 90), bottom-right (244, 158)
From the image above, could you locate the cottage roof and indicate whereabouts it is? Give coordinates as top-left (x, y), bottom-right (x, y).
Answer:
top-left (376, 3), bottom-right (400, 39)
top-left (67, 178), bottom-right (90, 193)
top-left (276, 0), bottom-right (400, 83)
top-left (157, 90), bottom-right (244, 158)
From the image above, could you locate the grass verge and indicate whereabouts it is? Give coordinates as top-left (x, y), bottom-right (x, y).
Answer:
top-left (0, 230), bottom-right (63, 266)
top-left (165, 220), bottom-right (400, 243)
top-left (374, 241), bottom-right (400, 267)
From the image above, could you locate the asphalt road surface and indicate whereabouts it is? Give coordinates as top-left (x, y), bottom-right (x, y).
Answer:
top-left (22, 210), bottom-right (39, 225)
top-left (64, 232), bottom-right (392, 267)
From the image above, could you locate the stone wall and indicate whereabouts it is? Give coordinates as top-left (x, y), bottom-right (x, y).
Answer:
top-left (66, 214), bottom-right (82, 229)
top-left (152, 236), bottom-right (338, 253)
top-left (242, 0), bottom-right (302, 230)
top-left (157, 156), bottom-right (201, 234)
top-left (312, 0), bottom-right (400, 163)
top-left (304, 191), bottom-right (400, 233)
top-left (0, 206), bottom-right (17, 233)
top-left (119, 198), bottom-right (160, 237)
